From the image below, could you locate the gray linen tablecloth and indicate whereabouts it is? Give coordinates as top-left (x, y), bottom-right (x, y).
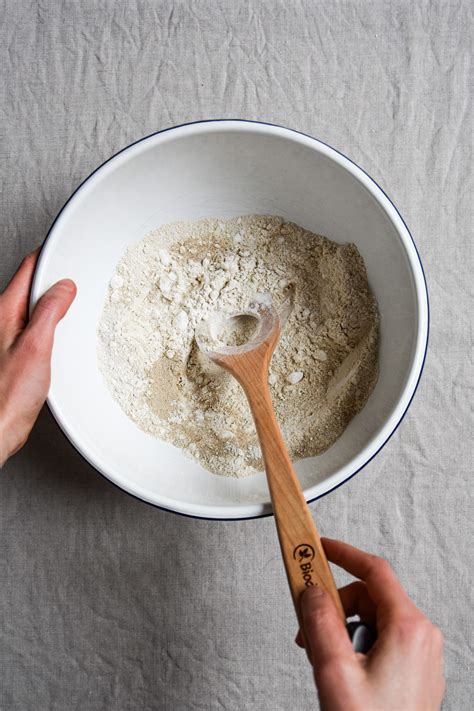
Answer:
top-left (1, 2), bottom-right (472, 709)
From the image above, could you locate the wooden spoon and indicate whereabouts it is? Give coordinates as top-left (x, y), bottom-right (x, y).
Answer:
top-left (196, 294), bottom-right (345, 627)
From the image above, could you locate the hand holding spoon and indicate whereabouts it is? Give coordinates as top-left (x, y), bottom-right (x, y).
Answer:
top-left (196, 293), bottom-right (375, 653)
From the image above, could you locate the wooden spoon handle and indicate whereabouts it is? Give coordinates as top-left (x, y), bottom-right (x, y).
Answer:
top-left (244, 377), bottom-right (345, 625)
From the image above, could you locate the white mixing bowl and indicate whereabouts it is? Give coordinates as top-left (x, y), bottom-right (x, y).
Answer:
top-left (31, 120), bottom-right (428, 520)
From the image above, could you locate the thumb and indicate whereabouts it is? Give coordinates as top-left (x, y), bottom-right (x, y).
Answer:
top-left (26, 279), bottom-right (76, 348)
top-left (301, 587), bottom-right (354, 671)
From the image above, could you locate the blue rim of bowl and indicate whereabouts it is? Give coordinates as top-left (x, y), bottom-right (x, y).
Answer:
top-left (32, 119), bottom-right (430, 521)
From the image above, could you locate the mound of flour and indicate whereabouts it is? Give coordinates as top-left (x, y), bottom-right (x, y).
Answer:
top-left (97, 215), bottom-right (379, 477)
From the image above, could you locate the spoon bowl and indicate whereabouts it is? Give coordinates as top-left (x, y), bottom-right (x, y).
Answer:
top-left (196, 294), bottom-right (279, 359)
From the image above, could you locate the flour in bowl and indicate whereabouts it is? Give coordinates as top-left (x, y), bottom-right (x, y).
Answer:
top-left (97, 215), bottom-right (379, 477)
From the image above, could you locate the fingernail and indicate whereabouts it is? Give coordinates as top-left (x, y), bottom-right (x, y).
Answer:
top-left (55, 279), bottom-right (76, 292)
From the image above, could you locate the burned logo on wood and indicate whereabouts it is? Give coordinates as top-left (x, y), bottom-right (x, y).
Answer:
top-left (293, 544), bottom-right (316, 587)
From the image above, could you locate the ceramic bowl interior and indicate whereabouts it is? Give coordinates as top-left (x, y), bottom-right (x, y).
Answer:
top-left (31, 121), bottom-right (428, 519)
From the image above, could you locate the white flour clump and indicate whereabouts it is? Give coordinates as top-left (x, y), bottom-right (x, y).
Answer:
top-left (98, 215), bottom-right (379, 477)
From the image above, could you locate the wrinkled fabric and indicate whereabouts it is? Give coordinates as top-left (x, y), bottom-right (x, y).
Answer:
top-left (0, 1), bottom-right (472, 709)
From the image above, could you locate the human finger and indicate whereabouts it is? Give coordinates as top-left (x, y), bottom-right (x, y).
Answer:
top-left (0, 250), bottom-right (39, 346)
top-left (338, 581), bottom-right (377, 627)
top-left (19, 279), bottom-right (76, 354)
top-left (296, 581), bottom-right (377, 648)
top-left (301, 586), bottom-right (355, 670)
top-left (322, 538), bottom-right (413, 616)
